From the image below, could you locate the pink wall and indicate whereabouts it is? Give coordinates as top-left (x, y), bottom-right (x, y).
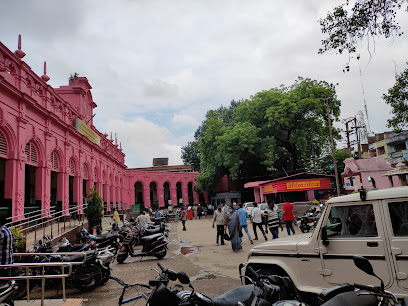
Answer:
top-left (123, 171), bottom-right (199, 208)
top-left (0, 37), bottom-right (201, 220)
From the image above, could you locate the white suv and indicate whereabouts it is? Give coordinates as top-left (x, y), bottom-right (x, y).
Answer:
top-left (241, 186), bottom-right (408, 298)
top-left (243, 202), bottom-right (255, 218)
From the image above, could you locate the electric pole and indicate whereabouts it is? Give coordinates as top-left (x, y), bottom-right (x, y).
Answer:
top-left (324, 96), bottom-right (341, 196)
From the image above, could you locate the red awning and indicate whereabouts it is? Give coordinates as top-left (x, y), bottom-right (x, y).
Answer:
top-left (262, 178), bottom-right (332, 194)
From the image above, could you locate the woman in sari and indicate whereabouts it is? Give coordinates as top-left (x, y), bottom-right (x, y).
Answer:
top-left (225, 205), bottom-right (242, 252)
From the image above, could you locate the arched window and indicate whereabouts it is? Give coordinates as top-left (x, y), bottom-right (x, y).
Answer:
top-left (0, 131), bottom-right (7, 157)
top-left (50, 151), bottom-right (58, 171)
top-left (25, 142), bottom-right (38, 166)
top-left (83, 164), bottom-right (88, 179)
top-left (69, 159), bottom-right (75, 175)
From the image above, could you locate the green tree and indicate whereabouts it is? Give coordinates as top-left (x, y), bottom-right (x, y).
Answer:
top-left (319, 0), bottom-right (407, 67)
top-left (193, 77), bottom-right (341, 191)
top-left (383, 66), bottom-right (408, 130)
top-left (86, 187), bottom-right (104, 234)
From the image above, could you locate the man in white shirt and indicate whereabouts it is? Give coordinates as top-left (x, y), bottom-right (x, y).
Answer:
top-left (136, 210), bottom-right (149, 228)
top-left (251, 202), bottom-right (267, 241)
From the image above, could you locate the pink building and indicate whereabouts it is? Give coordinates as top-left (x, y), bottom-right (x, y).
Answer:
top-left (342, 156), bottom-right (401, 193)
top-left (0, 37), bottom-right (200, 220)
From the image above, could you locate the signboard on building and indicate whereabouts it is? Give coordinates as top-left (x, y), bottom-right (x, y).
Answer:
top-left (74, 118), bottom-right (100, 146)
top-left (262, 178), bottom-right (332, 194)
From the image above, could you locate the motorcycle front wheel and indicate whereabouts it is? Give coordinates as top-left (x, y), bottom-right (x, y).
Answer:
top-left (117, 252), bottom-right (128, 264)
top-left (300, 226), bottom-right (309, 233)
top-left (74, 264), bottom-right (103, 292)
top-left (153, 249), bottom-right (167, 260)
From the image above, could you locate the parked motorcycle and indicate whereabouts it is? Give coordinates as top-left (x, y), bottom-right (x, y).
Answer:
top-left (250, 256), bottom-right (406, 305)
top-left (117, 231), bottom-right (168, 263)
top-left (78, 227), bottom-right (120, 253)
top-left (297, 206), bottom-right (321, 233)
top-left (141, 262), bottom-right (280, 306)
top-left (0, 280), bottom-right (18, 306)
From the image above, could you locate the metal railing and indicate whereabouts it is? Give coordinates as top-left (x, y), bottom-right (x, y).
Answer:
top-left (6, 204), bottom-right (88, 250)
top-left (0, 252), bottom-right (87, 306)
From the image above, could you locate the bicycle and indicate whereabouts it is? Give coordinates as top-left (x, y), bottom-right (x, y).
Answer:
top-left (110, 276), bottom-right (151, 305)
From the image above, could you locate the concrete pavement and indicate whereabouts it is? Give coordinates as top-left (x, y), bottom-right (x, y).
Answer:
top-left (16, 216), bottom-right (299, 305)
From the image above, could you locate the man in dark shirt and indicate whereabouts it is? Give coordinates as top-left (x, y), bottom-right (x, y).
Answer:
top-left (0, 215), bottom-right (13, 281)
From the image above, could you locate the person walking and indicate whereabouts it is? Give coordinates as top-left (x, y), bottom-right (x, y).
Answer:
top-left (180, 205), bottom-right (188, 231)
top-left (187, 206), bottom-right (194, 220)
top-left (212, 204), bottom-right (226, 245)
top-left (0, 215), bottom-right (13, 282)
top-left (193, 205), bottom-right (198, 220)
top-left (136, 210), bottom-right (149, 228)
top-left (112, 207), bottom-right (120, 224)
top-left (197, 204), bottom-right (203, 220)
top-left (225, 205), bottom-right (242, 252)
top-left (223, 203), bottom-right (229, 214)
top-left (283, 199), bottom-right (296, 235)
top-left (251, 202), bottom-right (268, 241)
top-left (264, 200), bottom-right (280, 239)
top-left (237, 203), bottom-right (253, 244)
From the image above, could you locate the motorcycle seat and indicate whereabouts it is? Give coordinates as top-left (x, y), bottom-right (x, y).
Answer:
top-left (144, 228), bottom-right (161, 235)
top-left (0, 282), bottom-right (11, 291)
top-left (141, 233), bottom-right (163, 243)
top-left (62, 250), bottom-right (97, 262)
top-left (94, 232), bottom-right (117, 243)
top-left (212, 285), bottom-right (255, 306)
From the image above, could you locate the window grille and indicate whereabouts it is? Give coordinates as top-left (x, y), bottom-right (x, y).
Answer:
top-left (0, 131), bottom-right (7, 157)
top-left (50, 151), bottom-right (58, 171)
top-left (25, 142), bottom-right (38, 165)
top-left (70, 159), bottom-right (75, 175)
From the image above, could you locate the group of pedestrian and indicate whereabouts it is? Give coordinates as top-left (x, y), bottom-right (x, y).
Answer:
top-left (211, 200), bottom-right (296, 252)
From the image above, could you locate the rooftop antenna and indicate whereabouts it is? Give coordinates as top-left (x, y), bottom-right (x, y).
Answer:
top-left (359, 66), bottom-right (372, 134)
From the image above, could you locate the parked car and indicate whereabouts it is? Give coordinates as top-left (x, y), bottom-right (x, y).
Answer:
top-left (259, 203), bottom-right (268, 217)
top-left (241, 186), bottom-right (408, 299)
top-left (243, 202), bottom-right (255, 218)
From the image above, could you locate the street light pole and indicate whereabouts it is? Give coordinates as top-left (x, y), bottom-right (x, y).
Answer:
top-left (324, 95), bottom-right (341, 196)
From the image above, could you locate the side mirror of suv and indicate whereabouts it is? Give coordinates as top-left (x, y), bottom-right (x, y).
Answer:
top-left (321, 226), bottom-right (329, 246)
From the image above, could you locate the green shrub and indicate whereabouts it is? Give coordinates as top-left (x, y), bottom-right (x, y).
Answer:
top-left (86, 187), bottom-right (104, 234)
top-left (10, 225), bottom-right (26, 253)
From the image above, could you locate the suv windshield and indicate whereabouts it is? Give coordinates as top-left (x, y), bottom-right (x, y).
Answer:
top-left (245, 203), bottom-right (253, 207)
top-left (259, 204), bottom-right (267, 210)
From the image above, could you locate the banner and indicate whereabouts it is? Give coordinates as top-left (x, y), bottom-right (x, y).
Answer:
top-left (74, 118), bottom-right (100, 146)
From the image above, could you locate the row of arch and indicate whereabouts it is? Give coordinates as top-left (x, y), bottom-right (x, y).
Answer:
top-left (134, 180), bottom-right (202, 210)
top-left (0, 126), bottom-right (125, 217)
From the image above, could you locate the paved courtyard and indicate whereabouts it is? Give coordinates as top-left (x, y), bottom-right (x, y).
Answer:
top-left (20, 217), bottom-right (299, 305)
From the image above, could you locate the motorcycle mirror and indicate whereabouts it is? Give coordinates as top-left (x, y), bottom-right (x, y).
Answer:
top-left (177, 271), bottom-right (190, 284)
top-left (167, 269), bottom-right (178, 281)
top-left (353, 255), bottom-right (384, 291)
top-left (353, 256), bottom-right (375, 277)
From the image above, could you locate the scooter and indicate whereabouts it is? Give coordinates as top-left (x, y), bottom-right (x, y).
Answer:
top-left (117, 231), bottom-right (168, 264)
top-left (78, 227), bottom-right (120, 253)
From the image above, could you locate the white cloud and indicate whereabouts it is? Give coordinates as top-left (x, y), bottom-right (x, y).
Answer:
top-left (172, 114), bottom-right (198, 127)
top-left (105, 118), bottom-right (183, 168)
top-left (1, 0), bottom-right (407, 167)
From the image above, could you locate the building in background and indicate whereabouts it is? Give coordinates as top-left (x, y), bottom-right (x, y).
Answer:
top-left (0, 37), bottom-right (202, 219)
top-left (244, 172), bottom-right (334, 204)
top-left (368, 131), bottom-right (408, 164)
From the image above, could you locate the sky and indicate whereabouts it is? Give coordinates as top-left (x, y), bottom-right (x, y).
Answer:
top-left (1, 1), bottom-right (407, 168)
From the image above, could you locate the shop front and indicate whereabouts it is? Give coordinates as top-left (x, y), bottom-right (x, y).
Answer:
top-left (245, 173), bottom-right (334, 204)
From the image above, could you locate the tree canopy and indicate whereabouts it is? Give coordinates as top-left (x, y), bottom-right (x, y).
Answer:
top-left (319, 0), bottom-right (407, 62)
top-left (182, 77), bottom-right (341, 192)
top-left (383, 66), bottom-right (408, 130)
